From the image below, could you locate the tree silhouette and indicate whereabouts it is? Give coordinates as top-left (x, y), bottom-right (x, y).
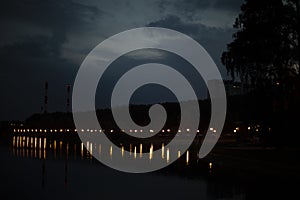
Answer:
top-left (222, 0), bottom-right (300, 147)
top-left (222, 0), bottom-right (299, 89)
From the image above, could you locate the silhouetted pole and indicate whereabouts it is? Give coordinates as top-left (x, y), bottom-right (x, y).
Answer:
top-left (66, 84), bottom-right (71, 113)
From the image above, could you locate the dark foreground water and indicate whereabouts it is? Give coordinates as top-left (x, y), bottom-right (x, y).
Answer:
top-left (0, 134), bottom-right (298, 200)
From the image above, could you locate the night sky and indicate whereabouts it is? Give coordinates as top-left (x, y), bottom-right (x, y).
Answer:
top-left (0, 0), bottom-right (244, 120)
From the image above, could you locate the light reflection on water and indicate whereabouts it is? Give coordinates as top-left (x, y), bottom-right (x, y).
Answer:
top-left (12, 136), bottom-right (191, 165)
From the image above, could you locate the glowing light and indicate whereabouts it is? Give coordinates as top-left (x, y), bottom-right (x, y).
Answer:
top-left (134, 146), bottom-right (137, 159)
top-left (186, 128), bottom-right (190, 132)
top-left (90, 130), bottom-right (93, 133)
top-left (178, 130), bottom-right (181, 133)
top-left (248, 126), bottom-right (251, 130)
top-left (81, 129), bottom-right (84, 132)
top-left (59, 129), bottom-right (63, 132)
top-left (234, 130), bottom-right (237, 133)
top-left (140, 129), bottom-right (143, 133)
top-left (110, 130), bottom-right (113, 133)
top-left (167, 129), bottom-right (170, 132)
top-left (162, 143), bottom-right (165, 159)
top-left (186, 151), bottom-right (189, 165)
top-left (81, 143), bottom-right (83, 158)
top-left (149, 144), bottom-right (153, 160)
top-left (235, 127), bottom-right (239, 131)
top-left (66, 129), bottom-right (69, 132)
top-left (130, 144), bottom-right (132, 155)
top-left (90, 143), bottom-right (93, 156)
top-left (177, 151), bottom-right (181, 158)
top-left (162, 130), bottom-right (165, 133)
top-left (213, 129), bottom-right (216, 133)
top-left (121, 146), bottom-right (124, 157)
top-left (140, 144), bottom-right (143, 158)
top-left (134, 130), bottom-right (137, 133)
top-left (166, 148), bottom-right (170, 163)
top-left (110, 145), bottom-right (113, 158)
top-left (209, 128), bottom-right (213, 131)
top-left (150, 129), bottom-right (154, 133)
top-left (197, 130), bottom-right (200, 133)
top-left (209, 162), bottom-right (212, 169)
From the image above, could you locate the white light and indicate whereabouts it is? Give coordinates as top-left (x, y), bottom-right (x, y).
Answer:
top-left (209, 128), bottom-right (213, 131)
top-left (149, 129), bottom-right (154, 133)
top-left (186, 129), bottom-right (190, 132)
top-left (234, 130), bottom-right (237, 133)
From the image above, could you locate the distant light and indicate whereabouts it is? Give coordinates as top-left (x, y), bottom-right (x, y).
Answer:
top-left (235, 127), bottom-right (239, 131)
top-left (209, 162), bottom-right (213, 169)
top-left (256, 129), bottom-right (259, 132)
top-left (81, 129), bottom-right (84, 132)
top-left (167, 129), bottom-right (170, 132)
top-left (186, 128), bottom-right (190, 132)
top-left (129, 129), bottom-right (132, 132)
top-left (276, 82), bottom-right (280, 85)
top-left (178, 130), bottom-right (181, 133)
top-left (162, 130), bottom-right (165, 133)
top-left (90, 130), bottom-right (93, 133)
top-left (209, 128), bottom-right (213, 131)
top-left (140, 130), bottom-right (143, 133)
top-left (134, 130), bottom-right (137, 133)
top-left (150, 129), bottom-right (154, 133)
top-left (110, 130), bottom-right (113, 133)
top-left (233, 130), bottom-right (237, 133)
top-left (213, 129), bottom-right (216, 133)
top-left (66, 129), bottom-right (69, 132)
top-left (186, 151), bottom-right (189, 165)
top-left (197, 130), bottom-right (200, 133)
top-left (248, 126), bottom-right (251, 130)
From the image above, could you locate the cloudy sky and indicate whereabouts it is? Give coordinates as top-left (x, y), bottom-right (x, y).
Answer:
top-left (0, 0), bottom-right (244, 120)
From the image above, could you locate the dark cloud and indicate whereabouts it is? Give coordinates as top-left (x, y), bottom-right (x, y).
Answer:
top-left (0, 0), bottom-right (242, 120)
top-left (147, 15), bottom-right (234, 75)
